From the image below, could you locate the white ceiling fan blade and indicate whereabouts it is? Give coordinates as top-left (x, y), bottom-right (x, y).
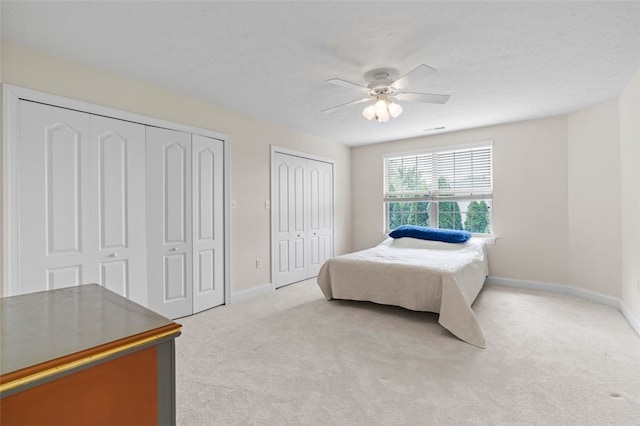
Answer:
top-left (326, 78), bottom-right (369, 92)
top-left (394, 92), bottom-right (450, 104)
top-left (392, 64), bottom-right (437, 90)
top-left (322, 97), bottom-right (372, 113)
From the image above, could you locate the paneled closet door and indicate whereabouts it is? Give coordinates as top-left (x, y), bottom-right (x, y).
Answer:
top-left (18, 101), bottom-right (95, 293)
top-left (192, 134), bottom-right (224, 313)
top-left (273, 153), bottom-right (308, 288)
top-left (17, 102), bottom-right (148, 300)
top-left (90, 116), bottom-right (147, 304)
top-left (306, 159), bottom-right (333, 277)
top-left (146, 127), bottom-right (193, 319)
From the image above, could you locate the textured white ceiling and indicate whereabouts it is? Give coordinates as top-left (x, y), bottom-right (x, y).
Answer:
top-left (2, 1), bottom-right (639, 146)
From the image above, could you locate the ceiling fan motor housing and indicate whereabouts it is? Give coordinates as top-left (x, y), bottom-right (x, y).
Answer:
top-left (367, 72), bottom-right (398, 95)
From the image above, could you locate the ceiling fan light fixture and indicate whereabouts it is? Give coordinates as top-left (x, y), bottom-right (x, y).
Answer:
top-left (362, 105), bottom-right (376, 120)
top-left (326, 64), bottom-right (449, 123)
top-left (388, 102), bottom-right (403, 118)
top-left (362, 96), bottom-right (403, 123)
top-left (373, 98), bottom-right (388, 117)
top-left (376, 108), bottom-right (390, 123)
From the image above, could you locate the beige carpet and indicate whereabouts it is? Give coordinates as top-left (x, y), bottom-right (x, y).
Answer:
top-left (176, 279), bottom-right (640, 425)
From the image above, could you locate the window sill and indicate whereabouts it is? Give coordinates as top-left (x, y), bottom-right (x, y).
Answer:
top-left (383, 231), bottom-right (497, 245)
top-left (472, 234), bottom-right (496, 245)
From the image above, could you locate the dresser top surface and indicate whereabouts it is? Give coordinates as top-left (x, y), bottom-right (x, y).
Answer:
top-left (1, 284), bottom-right (178, 376)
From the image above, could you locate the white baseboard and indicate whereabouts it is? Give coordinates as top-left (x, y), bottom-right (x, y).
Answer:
top-left (619, 301), bottom-right (640, 336)
top-left (230, 282), bottom-right (273, 303)
top-left (486, 276), bottom-right (640, 337)
top-left (485, 276), bottom-right (620, 307)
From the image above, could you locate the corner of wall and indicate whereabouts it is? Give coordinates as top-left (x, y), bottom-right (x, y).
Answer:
top-left (619, 69), bottom-right (640, 321)
top-left (567, 99), bottom-right (622, 297)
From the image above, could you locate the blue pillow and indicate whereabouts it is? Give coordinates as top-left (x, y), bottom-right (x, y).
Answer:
top-left (389, 225), bottom-right (471, 244)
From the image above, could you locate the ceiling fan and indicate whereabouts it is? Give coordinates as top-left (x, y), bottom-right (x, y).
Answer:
top-left (322, 64), bottom-right (450, 123)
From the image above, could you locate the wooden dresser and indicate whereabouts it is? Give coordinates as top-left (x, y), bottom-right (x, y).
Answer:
top-left (0, 284), bottom-right (182, 425)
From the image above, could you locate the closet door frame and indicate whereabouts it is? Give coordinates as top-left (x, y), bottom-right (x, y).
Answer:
top-left (270, 146), bottom-right (335, 289)
top-left (2, 84), bottom-right (231, 304)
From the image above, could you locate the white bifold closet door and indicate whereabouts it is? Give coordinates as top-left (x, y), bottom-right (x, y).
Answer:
top-left (274, 154), bottom-right (308, 286)
top-left (146, 128), bottom-right (224, 319)
top-left (273, 152), bottom-right (333, 288)
top-left (91, 115), bottom-right (147, 302)
top-left (191, 134), bottom-right (224, 313)
top-left (306, 159), bottom-right (333, 277)
top-left (17, 101), bottom-right (147, 302)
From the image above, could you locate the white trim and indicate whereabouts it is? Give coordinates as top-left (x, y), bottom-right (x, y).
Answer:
top-left (381, 140), bottom-right (493, 159)
top-left (269, 145), bottom-right (336, 290)
top-left (230, 282), bottom-right (273, 303)
top-left (486, 276), bottom-right (619, 307)
top-left (619, 301), bottom-right (640, 336)
top-left (474, 235), bottom-right (496, 244)
top-left (2, 85), bottom-right (21, 296)
top-left (383, 193), bottom-right (493, 202)
top-left (2, 84), bottom-right (228, 140)
top-left (270, 145), bottom-right (334, 165)
top-left (1, 84), bottom-right (231, 306)
top-left (486, 276), bottom-right (640, 337)
top-left (224, 135), bottom-right (232, 305)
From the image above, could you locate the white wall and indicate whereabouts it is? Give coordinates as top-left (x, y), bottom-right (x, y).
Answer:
top-left (352, 116), bottom-right (570, 286)
top-left (1, 39), bottom-right (637, 313)
top-left (0, 40), bottom-right (352, 296)
top-left (353, 92), bottom-right (638, 302)
top-left (567, 99), bottom-right (621, 297)
top-left (619, 71), bottom-right (640, 320)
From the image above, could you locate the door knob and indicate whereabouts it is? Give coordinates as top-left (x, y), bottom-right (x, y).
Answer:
top-left (110, 252), bottom-right (118, 258)
top-left (170, 247), bottom-right (178, 251)
top-left (297, 234), bottom-right (301, 238)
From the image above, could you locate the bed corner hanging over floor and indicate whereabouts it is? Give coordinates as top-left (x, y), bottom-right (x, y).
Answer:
top-left (316, 237), bottom-right (489, 348)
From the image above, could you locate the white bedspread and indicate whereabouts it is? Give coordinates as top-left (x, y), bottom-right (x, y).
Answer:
top-left (316, 237), bottom-right (489, 348)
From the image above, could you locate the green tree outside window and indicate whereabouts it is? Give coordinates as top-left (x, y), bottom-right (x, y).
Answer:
top-left (438, 201), bottom-right (463, 230)
top-left (464, 200), bottom-right (490, 233)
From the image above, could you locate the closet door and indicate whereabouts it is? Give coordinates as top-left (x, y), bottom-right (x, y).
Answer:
top-left (273, 153), bottom-right (308, 287)
top-left (192, 134), bottom-right (224, 313)
top-left (17, 102), bottom-right (148, 299)
top-left (18, 101), bottom-right (95, 293)
top-left (317, 160), bottom-right (334, 274)
top-left (146, 127), bottom-right (193, 319)
top-left (306, 159), bottom-right (333, 277)
top-left (90, 116), bottom-right (147, 304)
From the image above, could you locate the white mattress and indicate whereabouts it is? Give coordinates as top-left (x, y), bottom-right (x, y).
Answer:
top-left (316, 237), bottom-right (489, 347)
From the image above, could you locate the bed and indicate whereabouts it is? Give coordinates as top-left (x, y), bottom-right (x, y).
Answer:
top-left (316, 236), bottom-right (489, 348)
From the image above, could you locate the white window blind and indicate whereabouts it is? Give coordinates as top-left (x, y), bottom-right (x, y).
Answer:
top-left (384, 145), bottom-right (493, 201)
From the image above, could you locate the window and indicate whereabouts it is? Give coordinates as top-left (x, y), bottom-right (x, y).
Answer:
top-left (384, 143), bottom-right (493, 234)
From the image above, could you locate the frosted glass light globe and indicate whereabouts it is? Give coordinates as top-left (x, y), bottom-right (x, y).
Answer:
top-left (374, 99), bottom-right (388, 117)
top-left (376, 109), bottom-right (390, 123)
top-left (388, 102), bottom-right (403, 118)
top-left (362, 105), bottom-right (376, 120)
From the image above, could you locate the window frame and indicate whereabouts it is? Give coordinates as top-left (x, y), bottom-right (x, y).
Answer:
top-left (383, 141), bottom-right (493, 235)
